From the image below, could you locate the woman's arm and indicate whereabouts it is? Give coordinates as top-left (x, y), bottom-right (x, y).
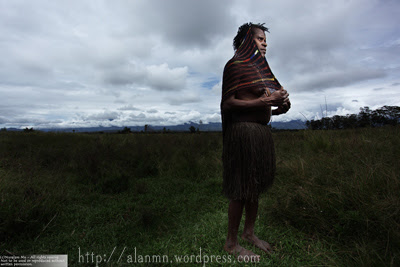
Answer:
top-left (222, 90), bottom-right (289, 112)
top-left (221, 94), bottom-right (265, 112)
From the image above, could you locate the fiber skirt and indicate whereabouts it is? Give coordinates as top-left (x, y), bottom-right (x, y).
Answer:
top-left (222, 122), bottom-right (276, 201)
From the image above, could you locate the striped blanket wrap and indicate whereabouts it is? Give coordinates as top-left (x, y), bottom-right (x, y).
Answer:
top-left (220, 27), bottom-right (282, 136)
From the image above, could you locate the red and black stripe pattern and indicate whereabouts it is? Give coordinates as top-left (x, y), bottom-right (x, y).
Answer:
top-left (220, 27), bottom-right (282, 135)
top-left (221, 27), bottom-right (281, 101)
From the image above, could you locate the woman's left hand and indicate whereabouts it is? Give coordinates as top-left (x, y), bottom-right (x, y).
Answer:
top-left (273, 99), bottom-right (291, 115)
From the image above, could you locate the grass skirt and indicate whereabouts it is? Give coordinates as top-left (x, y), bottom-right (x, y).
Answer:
top-left (222, 122), bottom-right (276, 201)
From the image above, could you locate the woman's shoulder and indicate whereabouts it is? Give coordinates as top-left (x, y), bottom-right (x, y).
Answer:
top-left (224, 57), bottom-right (236, 71)
top-left (224, 56), bottom-right (250, 77)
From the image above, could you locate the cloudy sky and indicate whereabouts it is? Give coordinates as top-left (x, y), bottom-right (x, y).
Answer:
top-left (1, 0), bottom-right (399, 129)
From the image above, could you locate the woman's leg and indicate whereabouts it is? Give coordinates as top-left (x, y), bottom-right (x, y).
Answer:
top-left (224, 199), bottom-right (244, 249)
top-left (241, 199), bottom-right (273, 253)
top-left (242, 200), bottom-right (258, 237)
top-left (224, 200), bottom-right (260, 262)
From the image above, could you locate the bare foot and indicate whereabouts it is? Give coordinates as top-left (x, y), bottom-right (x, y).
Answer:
top-left (224, 243), bottom-right (260, 262)
top-left (241, 233), bottom-right (273, 254)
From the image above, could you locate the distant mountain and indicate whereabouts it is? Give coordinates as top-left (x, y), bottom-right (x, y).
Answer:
top-left (4, 127), bottom-right (23, 131)
top-left (149, 122), bottom-right (222, 132)
top-left (4, 120), bottom-right (306, 133)
top-left (270, 119), bottom-right (306, 130)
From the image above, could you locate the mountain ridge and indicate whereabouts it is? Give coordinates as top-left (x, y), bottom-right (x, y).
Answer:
top-left (4, 120), bottom-right (306, 132)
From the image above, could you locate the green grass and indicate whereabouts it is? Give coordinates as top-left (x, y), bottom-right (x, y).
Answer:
top-left (0, 127), bottom-right (399, 266)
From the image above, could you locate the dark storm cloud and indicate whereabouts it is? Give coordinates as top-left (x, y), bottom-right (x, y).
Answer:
top-left (294, 68), bottom-right (386, 91)
top-left (166, 94), bottom-right (201, 106)
top-left (84, 111), bottom-right (120, 122)
top-left (117, 105), bottom-right (140, 111)
top-left (124, 0), bottom-right (234, 49)
top-left (0, 117), bottom-right (9, 124)
top-left (103, 63), bottom-right (188, 91)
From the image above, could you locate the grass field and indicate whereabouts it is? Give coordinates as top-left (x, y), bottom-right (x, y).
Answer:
top-left (1, 126), bottom-right (399, 266)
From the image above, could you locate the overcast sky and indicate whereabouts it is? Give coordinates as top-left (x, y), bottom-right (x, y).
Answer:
top-left (1, 0), bottom-right (399, 129)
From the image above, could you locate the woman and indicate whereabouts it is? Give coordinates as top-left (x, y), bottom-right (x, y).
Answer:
top-left (221, 22), bottom-right (290, 261)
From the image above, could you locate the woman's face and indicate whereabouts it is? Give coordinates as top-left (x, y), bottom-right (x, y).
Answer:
top-left (252, 28), bottom-right (267, 57)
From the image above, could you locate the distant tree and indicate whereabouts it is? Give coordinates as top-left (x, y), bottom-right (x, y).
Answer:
top-left (306, 106), bottom-right (399, 130)
top-left (375, 106), bottom-right (400, 125)
top-left (321, 117), bottom-right (331, 130)
top-left (189, 126), bottom-right (196, 133)
top-left (345, 114), bottom-right (358, 129)
top-left (358, 106), bottom-right (372, 127)
top-left (144, 124), bottom-right (149, 132)
top-left (24, 127), bottom-right (34, 132)
top-left (0, 127), bottom-right (6, 132)
top-left (331, 115), bottom-right (343, 129)
top-left (307, 119), bottom-right (322, 130)
top-left (120, 127), bottom-right (131, 134)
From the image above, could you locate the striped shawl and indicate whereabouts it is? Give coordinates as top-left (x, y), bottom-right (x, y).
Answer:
top-left (220, 27), bottom-right (282, 136)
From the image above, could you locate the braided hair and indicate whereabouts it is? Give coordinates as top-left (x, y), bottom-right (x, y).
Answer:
top-left (233, 22), bottom-right (269, 51)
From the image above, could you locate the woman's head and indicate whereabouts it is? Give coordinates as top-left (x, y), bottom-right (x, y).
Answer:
top-left (233, 22), bottom-right (269, 56)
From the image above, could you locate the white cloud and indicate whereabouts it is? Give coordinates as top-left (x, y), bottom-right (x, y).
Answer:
top-left (211, 81), bottom-right (222, 97)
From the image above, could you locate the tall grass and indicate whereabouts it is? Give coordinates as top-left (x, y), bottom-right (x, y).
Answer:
top-left (0, 127), bottom-right (399, 266)
top-left (268, 126), bottom-right (400, 265)
top-left (0, 132), bottom-right (222, 243)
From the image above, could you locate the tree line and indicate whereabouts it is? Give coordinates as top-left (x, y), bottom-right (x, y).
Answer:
top-left (306, 106), bottom-right (400, 130)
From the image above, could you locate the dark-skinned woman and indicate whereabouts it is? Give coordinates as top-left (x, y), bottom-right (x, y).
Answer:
top-left (221, 22), bottom-right (290, 262)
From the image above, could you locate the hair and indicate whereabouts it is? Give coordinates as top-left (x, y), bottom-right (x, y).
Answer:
top-left (233, 22), bottom-right (269, 50)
